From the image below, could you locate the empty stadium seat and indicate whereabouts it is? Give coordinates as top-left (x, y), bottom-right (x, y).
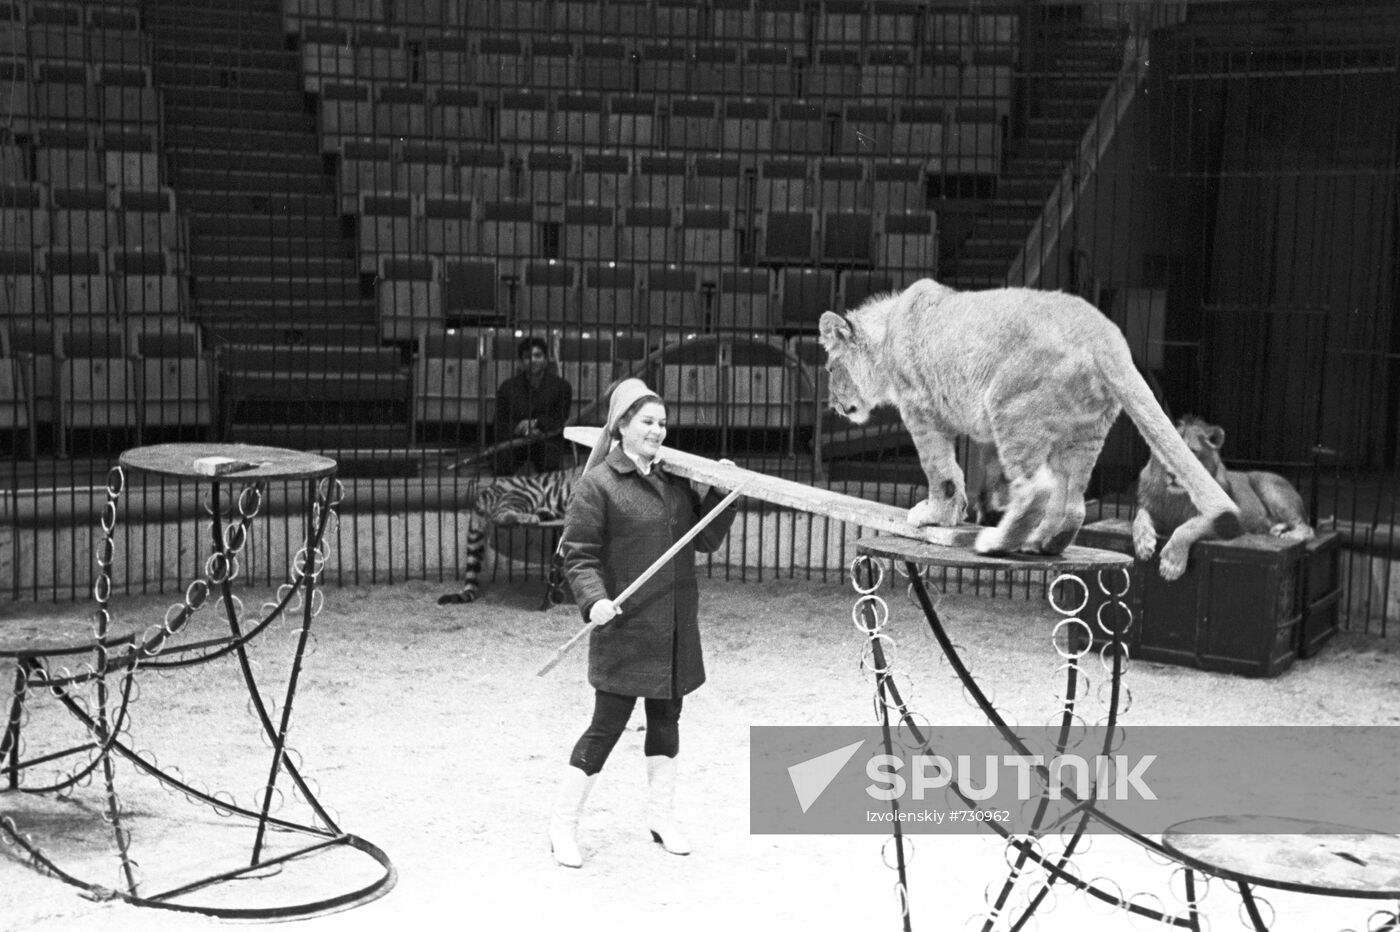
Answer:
top-left (579, 41), bottom-right (631, 92)
top-left (357, 191), bottom-right (417, 272)
top-left (719, 99), bottom-right (771, 156)
top-left (34, 61), bottom-right (97, 126)
top-left (299, 23), bottom-right (352, 93)
top-left (680, 206), bottom-right (737, 265)
top-left (756, 0), bottom-right (805, 42)
top-left (863, 48), bottom-right (914, 98)
top-left (653, 0), bottom-right (702, 38)
top-left (714, 267), bottom-right (774, 332)
top-left (869, 1), bottom-right (925, 45)
top-left (0, 250), bottom-right (47, 317)
top-left (839, 269), bottom-right (897, 311)
top-left (727, 335), bottom-right (792, 429)
top-left (0, 186), bottom-right (50, 251)
top-left (522, 149), bottom-right (574, 203)
top-left (399, 141), bottom-right (451, 194)
top-left (34, 127), bottom-right (102, 188)
top-left (102, 130), bottom-right (160, 190)
top-left (758, 210), bottom-right (815, 265)
top-left (774, 101), bottom-right (827, 154)
top-left (132, 322), bottom-right (213, 437)
top-left (577, 151), bottom-right (631, 204)
top-left (637, 42), bottom-right (689, 94)
top-left (0, 59), bottom-right (31, 134)
top-left (821, 210), bottom-right (874, 266)
top-left (45, 247), bottom-right (111, 316)
top-left (116, 187), bottom-right (179, 251)
top-left (111, 248), bottom-right (186, 319)
top-left (456, 145), bottom-right (509, 199)
top-left (757, 158), bottom-right (812, 210)
top-left (690, 155), bottom-right (744, 206)
top-left (657, 337), bottom-right (720, 427)
top-left (607, 95), bottom-right (657, 148)
top-left (642, 264), bottom-right (700, 330)
top-left (579, 263), bottom-right (636, 326)
top-left (377, 254), bottom-right (442, 342)
top-left (498, 91), bottom-right (551, 144)
top-left (57, 325), bottom-right (137, 454)
top-left (562, 202), bottom-right (616, 261)
top-left (479, 200), bottom-right (535, 260)
top-left (443, 257), bottom-right (504, 325)
top-left (373, 83), bottom-right (428, 139)
top-left (691, 44), bottom-right (741, 95)
top-left (5, 318), bottom-right (55, 427)
top-left (475, 36), bottom-right (527, 87)
top-left (0, 349), bottom-right (34, 456)
top-left (423, 194), bottom-right (475, 256)
top-left (97, 64), bottom-right (158, 131)
top-left (891, 104), bottom-right (946, 158)
top-left (531, 38), bottom-right (575, 88)
top-left (711, 0), bottom-right (755, 40)
top-left (517, 261), bottom-right (578, 326)
top-left (618, 205), bottom-right (676, 263)
top-left (668, 97), bottom-right (719, 151)
top-left (421, 34), bottom-right (471, 87)
top-left (804, 47), bottom-right (860, 99)
top-left (841, 103), bottom-right (893, 156)
top-left (337, 138), bottom-right (395, 212)
top-left (778, 267), bottom-right (836, 331)
top-left (430, 87), bottom-right (484, 140)
top-left (871, 159), bottom-right (926, 213)
top-left (553, 92), bottom-right (605, 146)
top-left (878, 210), bottom-right (937, 271)
top-left (319, 82), bottom-right (373, 147)
top-left (414, 326), bottom-right (487, 436)
top-left (354, 27), bottom-right (409, 83)
top-left (743, 45), bottom-right (796, 97)
top-left (817, 159), bottom-right (867, 209)
top-left (557, 329), bottom-right (619, 419)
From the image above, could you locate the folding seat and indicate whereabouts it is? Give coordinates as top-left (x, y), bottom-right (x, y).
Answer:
top-left (457, 146), bottom-right (511, 199)
top-left (634, 155), bottom-right (688, 208)
top-left (777, 267), bottom-right (836, 331)
top-left (374, 83), bottom-right (428, 140)
top-left (0, 186), bottom-right (49, 251)
top-left (354, 28), bottom-right (408, 84)
top-left (773, 101), bottom-right (827, 155)
top-left (26, 3), bottom-right (84, 63)
top-left (862, 48), bottom-right (913, 98)
top-left (637, 43), bottom-right (689, 95)
top-left (0, 341), bottom-right (34, 456)
top-left (578, 263), bottom-right (637, 327)
top-left (871, 159), bottom-right (926, 213)
top-left (719, 99), bottom-right (771, 158)
top-left (97, 64), bottom-right (158, 132)
top-left (913, 48), bottom-right (963, 100)
top-left (756, 0), bottom-right (806, 43)
top-left (0, 59), bottom-right (30, 135)
top-left (319, 82), bottom-right (373, 145)
top-left (618, 206), bottom-right (676, 264)
top-left (529, 39), bottom-right (574, 89)
top-left (878, 210), bottom-right (937, 272)
top-left (638, 265), bottom-right (697, 330)
top-left (963, 49), bottom-right (1014, 117)
top-left (376, 254), bottom-right (441, 342)
top-left (337, 138), bottom-right (395, 213)
top-left (667, 97), bottom-right (719, 152)
top-left (101, 129), bottom-right (160, 190)
top-left (562, 203), bottom-right (616, 262)
top-left (0, 251), bottom-right (47, 317)
top-left (840, 103), bottom-right (892, 156)
top-left (869, 0), bottom-right (925, 45)
top-left (421, 34), bottom-right (471, 86)
top-left (652, 0), bottom-right (702, 38)
top-left (711, 0), bottom-right (755, 39)
top-left (116, 187), bottom-right (179, 251)
top-left (498, 91), bottom-right (551, 145)
top-left (816, 159), bottom-right (867, 209)
top-left (975, 12), bottom-right (1019, 48)
top-left (890, 104), bottom-right (946, 158)
top-left (820, 210), bottom-right (874, 267)
top-left (551, 93), bottom-right (604, 147)
top-left (357, 191), bottom-right (417, 273)
top-left (691, 44), bottom-right (742, 96)
top-left (554, 0), bottom-right (602, 34)
top-left (679, 207), bottom-right (736, 266)
top-left (478, 200), bottom-right (535, 261)
top-left (86, 4), bottom-right (145, 65)
top-left (576, 152), bottom-right (631, 205)
top-left (929, 11), bottom-right (973, 45)
top-left (579, 41), bottom-right (631, 93)
top-left (35, 128), bottom-right (102, 188)
top-left (600, 0), bottom-right (649, 39)
top-left (758, 210), bottom-right (815, 265)
top-left (300, 23), bottom-right (353, 93)
top-left (657, 339), bottom-right (719, 426)
top-left (131, 321), bottom-right (212, 436)
top-left (497, 0), bottom-right (547, 31)
top-left (46, 248), bottom-right (111, 317)
top-left (50, 186), bottom-right (111, 250)
top-left (475, 36), bottom-right (526, 88)
top-left (946, 105), bottom-right (1002, 175)
top-left (727, 335), bottom-right (792, 428)
top-left (414, 327), bottom-right (487, 434)
top-left (430, 87), bottom-right (484, 140)
top-left (743, 46), bottom-right (795, 97)
top-left (422, 194), bottom-right (475, 257)
top-left (756, 158), bottom-right (811, 211)
top-left (5, 317), bottom-right (55, 427)
top-left (111, 248), bottom-right (186, 319)
top-left (517, 261), bottom-right (578, 327)
top-left (398, 141), bottom-right (451, 195)
top-left (56, 322), bottom-right (137, 453)
top-left (556, 330), bottom-right (615, 421)
top-left (714, 267), bottom-right (775, 332)
top-left (803, 48), bottom-right (860, 100)
top-left (839, 269), bottom-right (897, 311)
top-left (443, 258), bottom-right (505, 326)
top-left (521, 150), bottom-right (574, 204)
top-left (689, 155), bottom-right (744, 206)
top-left (34, 61), bottom-right (95, 126)
top-left (816, 0), bottom-right (865, 46)
top-left (607, 95), bottom-right (657, 149)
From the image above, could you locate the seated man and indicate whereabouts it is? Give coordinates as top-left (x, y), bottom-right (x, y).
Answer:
top-left (493, 337), bottom-right (573, 475)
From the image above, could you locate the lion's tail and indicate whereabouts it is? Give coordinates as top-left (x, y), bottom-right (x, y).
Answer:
top-left (1095, 339), bottom-right (1243, 539)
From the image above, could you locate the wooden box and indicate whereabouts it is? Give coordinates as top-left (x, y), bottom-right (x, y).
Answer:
top-left (1076, 520), bottom-right (1337, 678)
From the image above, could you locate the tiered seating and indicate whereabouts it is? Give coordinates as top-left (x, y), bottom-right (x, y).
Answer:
top-left (56, 324), bottom-right (138, 454)
top-left (131, 320), bottom-right (213, 437)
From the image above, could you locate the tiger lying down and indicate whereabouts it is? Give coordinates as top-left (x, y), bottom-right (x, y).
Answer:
top-left (818, 278), bottom-right (1243, 580)
top-left (437, 467), bottom-right (580, 605)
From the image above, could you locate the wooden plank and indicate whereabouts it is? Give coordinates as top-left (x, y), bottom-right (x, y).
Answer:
top-left (564, 424), bottom-right (980, 546)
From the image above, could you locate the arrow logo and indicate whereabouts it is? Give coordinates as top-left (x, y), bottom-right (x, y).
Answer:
top-left (787, 739), bottom-right (865, 813)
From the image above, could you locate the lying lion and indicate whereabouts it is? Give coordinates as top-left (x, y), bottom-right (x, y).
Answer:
top-left (1133, 416), bottom-right (1313, 578)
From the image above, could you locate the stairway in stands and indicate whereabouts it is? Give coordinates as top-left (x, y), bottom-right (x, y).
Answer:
top-left (146, 0), bottom-right (371, 336)
top-left (943, 13), bottom-right (1130, 289)
top-left (144, 0), bottom-right (407, 448)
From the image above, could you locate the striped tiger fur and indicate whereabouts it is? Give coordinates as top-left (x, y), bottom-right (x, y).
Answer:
top-left (437, 466), bottom-right (581, 605)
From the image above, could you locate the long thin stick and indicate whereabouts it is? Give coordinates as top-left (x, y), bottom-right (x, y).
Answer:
top-left (535, 481), bottom-right (748, 678)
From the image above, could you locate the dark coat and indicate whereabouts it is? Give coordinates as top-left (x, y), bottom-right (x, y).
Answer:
top-left (562, 445), bottom-right (738, 699)
top-left (495, 368), bottom-right (572, 436)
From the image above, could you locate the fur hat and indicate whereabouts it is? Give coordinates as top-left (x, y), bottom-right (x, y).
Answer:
top-left (583, 378), bottom-right (658, 473)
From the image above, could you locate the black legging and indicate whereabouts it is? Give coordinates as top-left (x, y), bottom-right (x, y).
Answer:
top-left (569, 690), bottom-right (682, 776)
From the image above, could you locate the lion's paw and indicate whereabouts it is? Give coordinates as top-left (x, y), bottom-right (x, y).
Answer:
top-left (908, 492), bottom-right (965, 528)
top-left (1158, 544), bottom-right (1188, 581)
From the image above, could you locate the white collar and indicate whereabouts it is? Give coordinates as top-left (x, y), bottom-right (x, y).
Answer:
top-left (623, 447), bottom-right (656, 476)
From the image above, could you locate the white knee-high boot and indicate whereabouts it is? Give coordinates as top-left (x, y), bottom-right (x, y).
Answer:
top-left (646, 755), bottom-right (691, 855)
top-left (548, 766), bottom-right (596, 868)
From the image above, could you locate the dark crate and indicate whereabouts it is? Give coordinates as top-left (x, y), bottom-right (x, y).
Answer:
top-left (1077, 519), bottom-right (1309, 678)
top-left (1299, 531), bottom-right (1341, 658)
